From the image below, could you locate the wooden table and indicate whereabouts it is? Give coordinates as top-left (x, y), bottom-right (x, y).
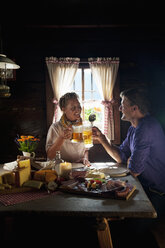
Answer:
top-left (0, 164), bottom-right (157, 248)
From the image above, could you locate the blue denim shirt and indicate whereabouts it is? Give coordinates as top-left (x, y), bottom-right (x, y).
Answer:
top-left (119, 114), bottom-right (165, 193)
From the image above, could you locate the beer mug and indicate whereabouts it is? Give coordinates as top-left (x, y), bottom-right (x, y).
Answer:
top-left (71, 125), bottom-right (83, 143)
top-left (82, 122), bottom-right (93, 148)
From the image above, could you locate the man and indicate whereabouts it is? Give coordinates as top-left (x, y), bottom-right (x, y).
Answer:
top-left (93, 87), bottom-right (165, 218)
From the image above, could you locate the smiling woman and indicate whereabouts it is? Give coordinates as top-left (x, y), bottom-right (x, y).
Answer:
top-left (59, 92), bottom-right (82, 123)
top-left (45, 92), bottom-right (90, 165)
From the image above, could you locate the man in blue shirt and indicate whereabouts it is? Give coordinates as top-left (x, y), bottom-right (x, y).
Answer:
top-left (93, 87), bottom-right (165, 218)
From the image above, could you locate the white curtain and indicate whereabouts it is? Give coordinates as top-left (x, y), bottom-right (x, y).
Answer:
top-left (88, 57), bottom-right (120, 140)
top-left (46, 57), bottom-right (80, 122)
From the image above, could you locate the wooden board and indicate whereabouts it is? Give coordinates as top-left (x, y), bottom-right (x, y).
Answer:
top-left (59, 178), bottom-right (136, 200)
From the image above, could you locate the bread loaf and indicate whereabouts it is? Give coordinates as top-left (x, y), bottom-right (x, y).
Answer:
top-left (33, 170), bottom-right (58, 183)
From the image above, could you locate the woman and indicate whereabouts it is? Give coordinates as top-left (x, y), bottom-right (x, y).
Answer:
top-left (46, 92), bottom-right (89, 165)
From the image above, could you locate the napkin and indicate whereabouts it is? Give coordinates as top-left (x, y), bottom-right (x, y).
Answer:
top-left (34, 161), bottom-right (54, 170)
top-left (3, 160), bottom-right (18, 170)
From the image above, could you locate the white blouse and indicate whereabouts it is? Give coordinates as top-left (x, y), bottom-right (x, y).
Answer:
top-left (45, 121), bottom-right (86, 162)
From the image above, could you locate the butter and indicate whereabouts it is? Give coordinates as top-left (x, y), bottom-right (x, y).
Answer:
top-left (86, 171), bottom-right (105, 179)
top-left (59, 162), bottom-right (72, 179)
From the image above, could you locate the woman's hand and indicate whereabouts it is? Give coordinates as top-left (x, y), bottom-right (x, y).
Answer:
top-left (82, 158), bottom-right (91, 167)
top-left (75, 157), bottom-right (91, 167)
top-left (75, 149), bottom-right (91, 167)
top-left (63, 127), bottom-right (72, 140)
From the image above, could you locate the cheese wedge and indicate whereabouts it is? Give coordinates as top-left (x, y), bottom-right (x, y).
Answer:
top-left (15, 159), bottom-right (31, 186)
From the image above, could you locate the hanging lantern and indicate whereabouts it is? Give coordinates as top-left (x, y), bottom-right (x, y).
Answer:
top-left (0, 54), bottom-right (20, 98)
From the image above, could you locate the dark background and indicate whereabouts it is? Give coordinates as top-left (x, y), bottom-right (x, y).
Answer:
top-left (0, 1), bottom-right (165, 163)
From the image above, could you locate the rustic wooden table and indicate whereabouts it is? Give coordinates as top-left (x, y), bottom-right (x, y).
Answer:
top-left (0, 164), bottom-right (157, 248)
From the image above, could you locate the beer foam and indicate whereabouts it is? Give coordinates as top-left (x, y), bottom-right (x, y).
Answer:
top-left (72, 125), bottom-right (82, 133)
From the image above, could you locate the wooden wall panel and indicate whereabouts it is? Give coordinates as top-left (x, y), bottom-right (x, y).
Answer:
top-left (0, 82), bottom-right (47, 163)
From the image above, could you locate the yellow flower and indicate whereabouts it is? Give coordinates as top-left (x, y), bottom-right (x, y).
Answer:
top-left (21, 135), bottom-right (27, 139)
top-left (94, 107), bottom-right (101, 112)
top-left (15, 135), bottom-right (40, 153)
top-left (28, 136), bottom-right (34, 139)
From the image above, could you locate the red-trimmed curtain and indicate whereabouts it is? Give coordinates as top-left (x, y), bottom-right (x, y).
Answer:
top-left (88, 57), bottom-right (120, 140)
top-left (46, 57), bottom-right (80, 122)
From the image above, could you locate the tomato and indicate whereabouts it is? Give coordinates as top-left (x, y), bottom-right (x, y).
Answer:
top-left (95, 180), bottom-right (102, 185)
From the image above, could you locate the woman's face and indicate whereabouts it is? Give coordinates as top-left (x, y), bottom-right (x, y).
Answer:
top-left (62, 98), bottom-right (82, 121)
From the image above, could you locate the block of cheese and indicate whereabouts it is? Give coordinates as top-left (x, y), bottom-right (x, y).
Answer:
top-left (0, 172), bottom-right (15, 185)
top-left (15, 159), bottom-right (31, 186)
top-left (18, 159), bottom-right (31, 169)
top-left (86, 171), bottom-right (105, 179)
top-left (23, 180), bottom-right (43, 189)
top-left (2, 172), bottom-right (15, 185)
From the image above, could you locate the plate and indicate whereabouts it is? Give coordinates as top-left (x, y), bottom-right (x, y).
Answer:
top-left (90, 162), bottom-right (129, 177)
top-left (72, 163), bottom-right (85, 169)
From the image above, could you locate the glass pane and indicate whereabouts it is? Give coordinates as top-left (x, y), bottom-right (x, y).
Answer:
top-left (93, 91), bottom-right (101, 100)
top-left (84, 69), bottom-right (91, 91)
top-left (72, 69), bottom-right (82, 101)
top-left (85, 91), bottom-right (91, 100)
top-left (74, 69), bottom-right (82, 91)
top-left (71, 68), bottom-right (104, 132)
top-left (84, 101), bottom-right (104, 131)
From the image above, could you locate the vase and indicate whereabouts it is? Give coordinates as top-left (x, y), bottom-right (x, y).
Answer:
top-left (22, 151), bottom-right (35, 158)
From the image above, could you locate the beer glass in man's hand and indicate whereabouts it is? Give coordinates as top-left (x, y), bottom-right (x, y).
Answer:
top-left (82, 122), bottom-right (93, 148)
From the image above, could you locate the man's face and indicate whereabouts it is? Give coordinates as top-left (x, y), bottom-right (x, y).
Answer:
top-left (62, 99), bottom-right (82, 121)
top-left (119, 96), bottom-right (135, 121)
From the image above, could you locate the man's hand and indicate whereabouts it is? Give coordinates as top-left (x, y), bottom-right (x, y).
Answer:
top-left (92, 126), bottom-right (122, 164)
top-left (92, 126), bottom-right (105, 142)
top-left (129, 170), bottom-right (140, 178)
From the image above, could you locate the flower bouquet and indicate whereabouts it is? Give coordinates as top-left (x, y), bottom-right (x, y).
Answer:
top-left (15, 135), bottom-right (40, 154)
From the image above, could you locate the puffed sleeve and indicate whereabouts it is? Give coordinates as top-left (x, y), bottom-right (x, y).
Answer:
top-left (45, 122), bottom-right (61, 152)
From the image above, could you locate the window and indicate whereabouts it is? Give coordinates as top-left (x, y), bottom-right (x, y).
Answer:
top-left (45, 58), bottom-right (120, 144)
top-left (72, 68), bottom-right (104, 131)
